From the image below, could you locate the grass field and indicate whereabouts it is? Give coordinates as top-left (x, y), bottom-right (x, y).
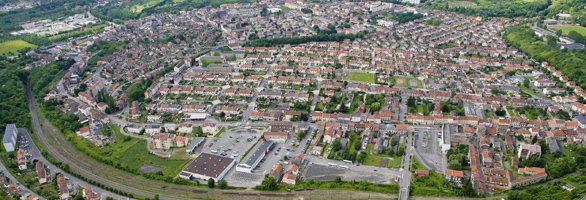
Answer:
top-left (393, 76), bottom-right (423, 88)
top-left (0, 39), bottom-right (37, 56)
top-left (71, 125), bottom-right (191, 176)
top-left (550, 25), bottom-right (586, 36)
top-left (131, 0), bottom-right (165, 13)
top-left (448, 1), bottom-right (479, 8)
top-left (350, 72), bottom-right (375, 83)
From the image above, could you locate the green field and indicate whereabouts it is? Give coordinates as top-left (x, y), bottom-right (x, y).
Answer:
top-left (0, 39), bottom-right (37, 56)
top-left (551, 25), bottom-right (586, 36)
top-left (448, 1), bottom-right (479, 8)
top-left (71, 125), bottom-right (191, 176)
top-left (393, 76), bottom-right (423, 88)
top-left (350, 72), bottom-right (375, 83)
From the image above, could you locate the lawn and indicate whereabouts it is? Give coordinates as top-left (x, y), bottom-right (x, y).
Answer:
top-left (350, 72), bottom-right (375, 83)
top-left (70, 125), bottom-right (191, 177)
top-left (507, 106), bottom-right (520, 118)
top-left (393, 76), bottom-right (423, 88)
top-left (520, 84), bottom-right (537, 96)
top-left (363, 144), bottom-right (384, 167)
top-left (448, 1), bottom-right (479, 8)
top-left (0, 39), bottom-right (38, 56)
top-left (551, 25), bottom-right (586, 36)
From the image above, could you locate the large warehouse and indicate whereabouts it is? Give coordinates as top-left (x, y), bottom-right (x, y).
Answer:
top-left (179, 153), bottom-right (235, 182)
top-left (236, 139), bottom-right (274, 173)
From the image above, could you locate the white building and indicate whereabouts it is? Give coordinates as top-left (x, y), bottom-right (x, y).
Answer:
top-left (3, 124), bottom-right (18, 153)
top-left (236, 140), bottom-right (274, 173)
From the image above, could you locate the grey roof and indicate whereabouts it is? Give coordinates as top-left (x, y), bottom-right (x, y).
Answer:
top-left (3, 124), bottom-right (17, 144)
top-left (576, 115), bottom-right (586, 125)
top-left (240, 140), bottom-right (274, 167)
top-left (182, 153), bottom-right (234, 178)
top-left (187, 137), bottom-right (206, 151)
top-left (545, 137), bottom-right (564, 155)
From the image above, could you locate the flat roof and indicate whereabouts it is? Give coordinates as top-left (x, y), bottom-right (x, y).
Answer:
top-left (3, 124), bottom-right (17, 143)
top-left (182, 153), bottom-right (234, 179)
top-left (186, 137), bottom-right (206, 151)
top-left (240, 140), bottom-right (273, 168)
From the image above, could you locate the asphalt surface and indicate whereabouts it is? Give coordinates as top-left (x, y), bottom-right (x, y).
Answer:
top-left (398, 131), bottom-right (414, 200)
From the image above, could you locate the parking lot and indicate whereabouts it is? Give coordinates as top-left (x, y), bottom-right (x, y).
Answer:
top-left (413, 126), bottom-right (445, 172)
top-left (223, 126), bottom-right (312, 187)
top-left (201, 127), bottom-right (263, 159)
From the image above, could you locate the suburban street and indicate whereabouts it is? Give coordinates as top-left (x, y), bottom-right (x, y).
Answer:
top-left (398, 131), bottom-right (414, 200)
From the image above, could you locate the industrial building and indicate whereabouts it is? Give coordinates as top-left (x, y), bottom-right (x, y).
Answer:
top-left (179, 153), bottom-right (235, 182)
top-left (236, 139), bottom-right (274, 173)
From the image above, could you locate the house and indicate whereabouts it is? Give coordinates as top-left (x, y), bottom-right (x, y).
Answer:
top-left (202, 123), bottom-right (219, 135)
top-left (415, 170), bottom-right (429, 177)
top-left (56, 174), bottom-right (70, 199)
top-left (269, 164), bottom-right (283, 181)
top-left (286, 164), bottom-right (300, 175)
top-left (178, 123), bottom-right (194, 134)
top-left (264, 132), bottom-right (289, 143)
top-left (17, 148), bottom-right (26, 170)
top-left (152, 133), bottom-right (175, 150)
top-left (83, 187), bottom-right (100, 200)
top-left (542, 88), bottom-right (565, 95)
top-left (444, 169), bottom-right (465, 186)
top-left (179, 153), bottom-right (235, 182)
top-left (3, 124), bottom-right (18, 153)
top-left (77, 126), bottom-right (91, 137)
top-left (518, 166), bottom-right (546, 175)
top-left (518, 143), bottom-right (541, 160)
top-left (35, 161), bottom-right (47, 184)
top-left (282, 172), bottom-right (297, 184)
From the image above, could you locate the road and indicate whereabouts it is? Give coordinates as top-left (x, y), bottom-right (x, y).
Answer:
top-left (0, 141), bottom-right (42, 199)
top-left (19, 128), bottom-right (127, 200)
top-left (398, 131), bottom-right (414, 200)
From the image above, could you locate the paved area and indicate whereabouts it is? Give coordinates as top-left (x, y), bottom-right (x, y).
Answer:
top-left (413, 126), bottom-right (446, 172)
top-left (304, 155), bottom-right (400, 183)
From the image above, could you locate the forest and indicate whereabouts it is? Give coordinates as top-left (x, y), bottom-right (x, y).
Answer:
top-left (505, 24), bottom-right (586, 90)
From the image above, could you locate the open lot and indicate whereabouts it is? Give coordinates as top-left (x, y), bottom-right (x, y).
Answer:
top-left (0, 39), bottom-right (37, 56)
top-left (350, 72), bottom-right (375, 83)
top-left (303, 162), bottom-right (397, 184)
top-left (393, 76), bottom-right (422, 88)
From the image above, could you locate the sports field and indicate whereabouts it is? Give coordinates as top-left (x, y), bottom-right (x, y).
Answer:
top-left (551, 25), bottom-right (586, 36)
top-left (350, 72), bottom-right (375, 83)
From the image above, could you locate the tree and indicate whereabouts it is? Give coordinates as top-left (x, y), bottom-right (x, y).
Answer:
top-left (207, 178), bottom-right (215, 188)
top-left (256, 176), bottom-right (278, 191)
top-left (297, 130), bottom-right (307, 140)
top-left (358, 151), bottom-right (367, 163)
top-left (218, 179), bottom-right (228, 189)
top-left (331, 140), bottom-right (343, 152)
top-left (301, 8), bottom-right (313, 14)
top-left (192, 126), bottom-right (205, 137)
top-left (335, 176), bottom-right (342, 183)
top-left (260, 7), bottom-right (269, 16)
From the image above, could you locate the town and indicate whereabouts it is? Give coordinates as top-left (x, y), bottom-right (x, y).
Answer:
top-left (1, 0), bottom-right (586, 200)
